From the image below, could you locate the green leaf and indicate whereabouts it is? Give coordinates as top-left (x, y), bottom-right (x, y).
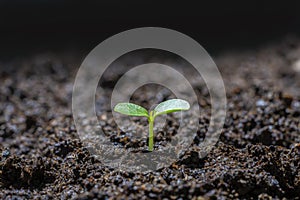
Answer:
top-left (114, 103), bottom-right (149, 117)
top-left (153, 99), bottom-right (190, 118)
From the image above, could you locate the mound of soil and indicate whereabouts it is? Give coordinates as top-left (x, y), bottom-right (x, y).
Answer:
top-left (0, 37), bottom-right (299, 199)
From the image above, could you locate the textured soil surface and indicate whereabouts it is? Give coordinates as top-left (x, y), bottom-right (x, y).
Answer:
top-left (0, 37), bottom-right (300, 199)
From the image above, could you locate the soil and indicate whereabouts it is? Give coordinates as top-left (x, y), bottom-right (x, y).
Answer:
top-left (0, 36), bottom-right (300, 199)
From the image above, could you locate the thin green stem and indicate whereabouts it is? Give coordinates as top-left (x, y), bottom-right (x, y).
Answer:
top-left (148, 111), bottom-right (154, 151)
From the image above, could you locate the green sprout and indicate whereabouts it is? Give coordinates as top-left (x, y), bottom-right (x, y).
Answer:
top-left (114, 99), bottom-right (190, 151)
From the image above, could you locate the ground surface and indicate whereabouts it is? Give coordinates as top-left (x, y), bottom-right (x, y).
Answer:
top-left (0, 37), bottom-right (300, 199)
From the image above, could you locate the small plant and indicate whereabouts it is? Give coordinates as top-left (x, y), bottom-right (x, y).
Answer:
top-left (114, 99), bottom-right (190, 151)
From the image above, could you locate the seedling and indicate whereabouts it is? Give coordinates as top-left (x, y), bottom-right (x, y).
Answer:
top-left (114, 99), bottom-right (190, 151)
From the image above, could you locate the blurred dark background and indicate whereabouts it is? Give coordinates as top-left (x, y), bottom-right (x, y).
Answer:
top-left (0, 0), bottom-right (300, 60)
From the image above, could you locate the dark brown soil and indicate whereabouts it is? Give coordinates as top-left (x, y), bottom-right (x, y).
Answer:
top-left (0, 37), bottom-right (300, 199)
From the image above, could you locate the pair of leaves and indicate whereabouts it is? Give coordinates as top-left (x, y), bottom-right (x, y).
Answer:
top-left (114, 99), bottom-right (190, 119)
